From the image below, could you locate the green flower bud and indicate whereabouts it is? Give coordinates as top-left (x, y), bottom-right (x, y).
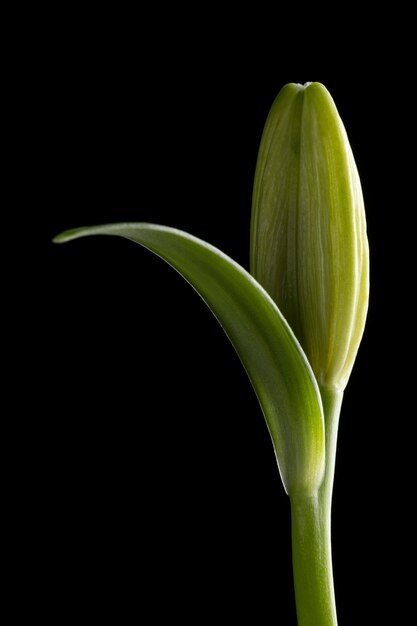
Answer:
top-left (251, 82), bottom-right (369, 391)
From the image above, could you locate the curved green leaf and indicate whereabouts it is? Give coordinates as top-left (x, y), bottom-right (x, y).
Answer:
top-left (54, 223), bottom-right (324, 495)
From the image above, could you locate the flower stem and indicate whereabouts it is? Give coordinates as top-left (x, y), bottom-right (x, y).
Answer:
top-left (290, 388), bottom-right (343, 626)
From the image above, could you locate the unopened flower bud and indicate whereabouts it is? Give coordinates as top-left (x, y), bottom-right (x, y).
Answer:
top-left (251, 82), bottom-right (369, 391)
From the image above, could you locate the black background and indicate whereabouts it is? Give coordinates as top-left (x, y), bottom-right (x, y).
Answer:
top-left (18, 9), bottom-right (414, 624)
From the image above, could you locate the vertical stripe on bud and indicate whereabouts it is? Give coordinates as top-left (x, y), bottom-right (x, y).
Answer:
top-left (251, 82), bottom-right (369, 391)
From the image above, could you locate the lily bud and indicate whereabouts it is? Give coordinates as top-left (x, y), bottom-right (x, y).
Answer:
top-left (251, 82), bottom-right (369, 391)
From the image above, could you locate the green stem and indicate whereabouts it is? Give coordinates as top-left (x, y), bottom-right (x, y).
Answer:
top-left (290, 388), bottom-right (343, 626)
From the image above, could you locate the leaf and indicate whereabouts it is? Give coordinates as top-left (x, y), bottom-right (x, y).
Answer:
top-left (54, 223), bottom-right (324, 495)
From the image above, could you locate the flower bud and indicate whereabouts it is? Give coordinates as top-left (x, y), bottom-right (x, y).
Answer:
top-left (251, 82), bottom-right (369, 391)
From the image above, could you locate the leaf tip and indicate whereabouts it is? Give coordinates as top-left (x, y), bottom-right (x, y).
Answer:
top-left (52, 233), bottom-right (66, 244)
top-left (52, 228), bottom-right (87, 244)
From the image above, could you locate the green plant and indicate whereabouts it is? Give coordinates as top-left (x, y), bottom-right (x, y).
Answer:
top-left (54, 82), bottom-right (369, 625)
